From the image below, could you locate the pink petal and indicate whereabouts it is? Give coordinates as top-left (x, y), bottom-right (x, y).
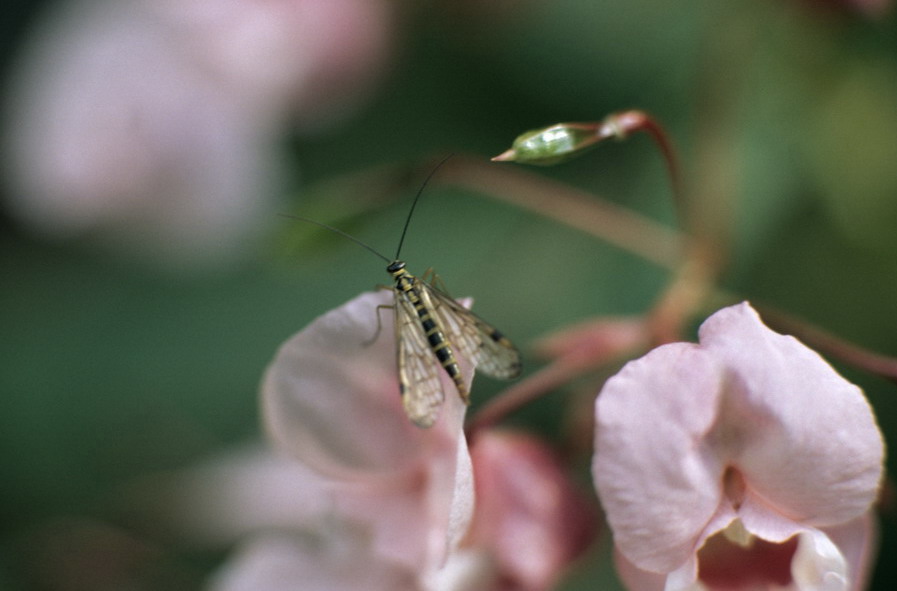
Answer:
top-left (3, 0), bottom-right (282, 263)
top-left (593, 343), bottom-right (729, 572)
top-left (790, 528), bottom-right (849, 591)
top-left (698, 303), bottom-right (884, 526)
top-left (423, 549), bottom-right (497, 591)
top-left (154, 0), bottom-right (394, 124)
top-left (441, 433), bottom-right (477, 560)
top-left (334, 430), bottom-right (475, 573)
top-left (262, 290), bottom-right (468, 481)
top-left (594, 302), bottom-right (884, 587)
top-left (149, 439), bottom-right (474, 577)
top-left (141, 446), bottom-right (336, 547)
top-left (822, 514), bottom-right (877, 591)
top-left (208, 534), bottom-right (419, 591)
top-left (468, 431), bottom-right (598, 590)
top-left (262, 291), bottom-right (476, 572)
top-left (614, 549), bottom-right (665, 591)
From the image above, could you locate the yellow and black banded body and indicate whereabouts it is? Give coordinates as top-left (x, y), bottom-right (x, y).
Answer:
top-left (389, 261), bottom-right (468, 402)
top-left (386, 259), bottom-right (521, 428)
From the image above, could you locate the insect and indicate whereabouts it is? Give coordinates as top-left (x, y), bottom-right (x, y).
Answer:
top-left (288, 159), bottom-right (521, 428)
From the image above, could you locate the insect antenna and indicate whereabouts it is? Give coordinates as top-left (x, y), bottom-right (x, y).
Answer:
top-left (280, 214), bottom-right (391, 263)
top-left (393, 154), bottom-right (454, 260)
top-left (283, 154), bottom-right (453, 264)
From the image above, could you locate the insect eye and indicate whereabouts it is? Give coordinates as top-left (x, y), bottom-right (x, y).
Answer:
top-left (387, 261), bottom-right (405, 273)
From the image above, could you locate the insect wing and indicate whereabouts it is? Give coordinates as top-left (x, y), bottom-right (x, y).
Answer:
top-left (426, 285), bottom-right (522, 380)
top-left (394, 289), bottom-right (446, 428)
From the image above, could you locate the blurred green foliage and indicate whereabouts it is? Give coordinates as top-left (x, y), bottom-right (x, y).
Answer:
top-left (2, 0), bottom-right (897, 589)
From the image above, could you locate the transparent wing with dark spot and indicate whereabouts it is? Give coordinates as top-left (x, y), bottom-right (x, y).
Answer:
top-left (394, 290), bottom-right (446, 428)
top-left (425, 285), bottom-right (522, 380)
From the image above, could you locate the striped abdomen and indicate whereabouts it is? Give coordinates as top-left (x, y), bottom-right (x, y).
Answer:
top-left (390, 263), bottom-right (468, 402)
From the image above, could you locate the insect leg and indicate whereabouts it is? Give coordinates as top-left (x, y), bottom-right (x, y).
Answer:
top-left (363, 303), bottom-right (395, 346)
top-left (422, 267), bottom-right (451, 296)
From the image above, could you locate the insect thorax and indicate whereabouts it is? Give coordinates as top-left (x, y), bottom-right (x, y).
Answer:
top-left (388, 261), bottom-right (415, 293)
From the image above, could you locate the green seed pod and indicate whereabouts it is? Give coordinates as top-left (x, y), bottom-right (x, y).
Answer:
top-left (493, 123), bottom-right (601, 165)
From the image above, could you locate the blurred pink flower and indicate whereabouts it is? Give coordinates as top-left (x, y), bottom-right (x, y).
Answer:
top-left (593, 302), bottom-right (884, 591)
top-left (461, 430), bottom-right (598, 591)
top-left (2, 0), bottom-right (392, 265)
top-left (532, 316), bottom-right (648, 373)
top-left (261, 290), bottom-right (475, 578)
top-left (146, 290), bottom-right (472, 589)
top-left (154, 0), bottom-right (393, 128)
top-left (164, 446), bottom-right (424, 591)
top-left (153, 291), bottom-right (596, 589)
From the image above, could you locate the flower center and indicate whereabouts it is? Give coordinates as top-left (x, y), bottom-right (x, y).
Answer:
top-left (697, 525), bottom-right (798, 589)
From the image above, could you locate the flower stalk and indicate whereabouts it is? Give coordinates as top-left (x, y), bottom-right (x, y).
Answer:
top-left (492, 110), bottom-right (685, 228)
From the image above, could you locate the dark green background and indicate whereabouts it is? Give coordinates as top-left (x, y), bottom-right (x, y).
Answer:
top-left (2, 1), bottom-right (896, 589)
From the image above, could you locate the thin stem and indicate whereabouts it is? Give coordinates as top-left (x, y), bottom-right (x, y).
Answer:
top-left (646, 257), bottom-right (714, 346)
top-left (438, 153), bottom-right (897, 427)
top-left (600, 111), bottom-right (685, 231)
top-left (443, 156), bottom-right (683, 269)
top-left (465, 361), bottom-right (580, 437)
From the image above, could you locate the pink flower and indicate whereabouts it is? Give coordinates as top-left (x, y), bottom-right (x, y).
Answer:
top-left (147, 290), bottom-right (597, 590)
top-left (2, 0), bottom-right (392, 265)
top-left (153, 0), bottom-right (393, 127)
top-left (260, 290), bottom-right (475, 580)
top-left (461, 431), bottom-right (598, 591)
top-left (141, 290), bottom-right (474, 589)
top-left (146, 446), bottom-right (420, 590)
top-left (592, 302), bottom-right (884, 591)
